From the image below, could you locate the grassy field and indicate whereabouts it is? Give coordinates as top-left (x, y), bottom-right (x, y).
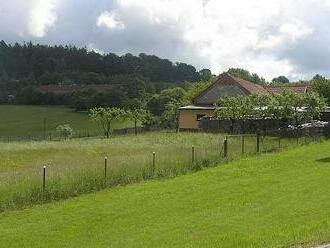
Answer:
top-left (0, 131), bottom-right (225, 210)
top-left (0, 105), bottom-right (134, 139)
top-left (0, 131), bottom-right (306, 211)
top-left (0, 141), bottom-right (330, 247)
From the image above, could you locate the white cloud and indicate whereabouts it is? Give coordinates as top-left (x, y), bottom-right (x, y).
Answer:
top-left (103, 0), bottom-right (322, 80)
top-left (97, 11), bottom-right (125, 30)
top-left (257, 22), bottom-right (313, 49)
top-left (0, 0), bottom-right (60, 38)
top-left (28, 0), bottom-right (59, 37)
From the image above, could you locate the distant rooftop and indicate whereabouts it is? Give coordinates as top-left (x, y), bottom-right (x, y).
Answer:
top-left (265, 85), bottom-right (312, 94)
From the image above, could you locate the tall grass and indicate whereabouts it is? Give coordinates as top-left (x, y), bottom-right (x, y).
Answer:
top-left (0, 131), bottom-right (321, 212)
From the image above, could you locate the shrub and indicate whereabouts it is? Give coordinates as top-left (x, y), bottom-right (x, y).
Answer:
top-left (56, 124), bottom-right (73, 139)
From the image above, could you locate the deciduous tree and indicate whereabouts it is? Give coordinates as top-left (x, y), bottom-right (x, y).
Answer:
top-left (89, 107), bottom-right (126, 138)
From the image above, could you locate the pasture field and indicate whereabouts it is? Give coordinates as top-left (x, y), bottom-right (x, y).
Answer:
top-left (0, 131), bottom-right (313, 211)
top-left (0, 105), bottom-right (134, 140)
top-left (0, 141), bottom-right (330, 247)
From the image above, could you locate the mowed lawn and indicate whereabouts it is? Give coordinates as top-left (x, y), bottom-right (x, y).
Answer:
top-left (1, 142), bottom-right (330, 247)
top-left (0, 105), bottom-right (134, 138)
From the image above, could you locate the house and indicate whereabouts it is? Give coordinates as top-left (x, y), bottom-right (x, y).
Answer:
top-left (179, 73), bottom-right (312, 130)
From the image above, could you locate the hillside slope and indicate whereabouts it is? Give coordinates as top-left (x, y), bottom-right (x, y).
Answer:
top-left (1, 142), bottom-right (330, 247)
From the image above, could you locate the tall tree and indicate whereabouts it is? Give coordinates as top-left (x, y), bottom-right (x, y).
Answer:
top-left (311, 75), bottom-right (330, 104)
top-left (227, 68), bottom-right (266, 85)
top-left (271, 76), bottom-right (290, 84)
top-left (198, 69), bottom-right (213, 82)
top-left (127, 108), bottom-right (150, 135)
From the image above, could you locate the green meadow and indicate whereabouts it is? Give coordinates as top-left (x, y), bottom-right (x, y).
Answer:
top-left (0, 105), bottom-right (134, 139)
top-left (0, 130), bottom-right (311, 212)
top-left (0, 131), bottom-right (225, 211)
top-left (0, 141), bottom-right (330, 247)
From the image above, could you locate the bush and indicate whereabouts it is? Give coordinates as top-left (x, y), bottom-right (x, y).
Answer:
top-left (56, 124), bottom-right (73, 139)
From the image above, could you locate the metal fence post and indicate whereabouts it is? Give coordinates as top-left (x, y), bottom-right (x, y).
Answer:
top-left (43, 166), bottom-right (46, 191)
top-left (191, 145), bottom-right (195, 164)
top-left (152, 152), bottom-right (156, 174)
top-left (278, 136), bottom-right (281, 149)
top-left (223, 138), bottom-right (228, 158)
top-left (104, 156), bottom-right (108, 178)
top-left (241, 135), bottom-right (245, 154)
top-left (256, 134), bottom-right (260, 153)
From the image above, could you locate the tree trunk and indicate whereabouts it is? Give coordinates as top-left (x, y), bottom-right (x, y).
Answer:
top-left (241, 120), bottom-right (245, 134)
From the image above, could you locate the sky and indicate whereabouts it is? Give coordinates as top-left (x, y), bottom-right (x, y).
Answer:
top-left (0, 0), bottom-right (330, 81)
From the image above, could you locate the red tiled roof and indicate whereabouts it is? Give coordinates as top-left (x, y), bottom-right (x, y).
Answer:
top-left (39, 84), bottom-right (117, 95)
top-left (265, 85), bottom-right (312, 94)
top-left (192, 73), bottom-right (313, 106)
top-left (192, 73), bottom-right (268, 105)
top-left (227, 74), bottom-right (269, 95)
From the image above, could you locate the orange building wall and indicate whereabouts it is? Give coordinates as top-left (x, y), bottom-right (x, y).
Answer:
top-left (179, 110), bottom-right (214, 129)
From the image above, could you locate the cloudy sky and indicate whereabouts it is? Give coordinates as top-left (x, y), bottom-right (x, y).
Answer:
top-left (0, 0), bottom-right (330, 81)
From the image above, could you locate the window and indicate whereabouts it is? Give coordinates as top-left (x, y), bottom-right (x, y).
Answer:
top-left (196, 114), bottom-right (205, 121)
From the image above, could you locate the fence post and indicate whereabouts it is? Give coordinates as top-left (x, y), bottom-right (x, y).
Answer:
top-left (241, 135), bottom-right (245, 154)
top-left (256, 134), bottom-right (260, 153)
top-left (278, 137), bottom-right (281, 149)
top-left (43, 166), bottom-right (46, 191)
top-left (43, 117), bottom-right (47, 140)
top-left (104, 156), bottom-right (108, 179)
top-left (152, 152), bottom-right (156, 174)
top-left (223, 138), bottom-right (228, 158)
top-left (191, 145), bottom-right (195, 164)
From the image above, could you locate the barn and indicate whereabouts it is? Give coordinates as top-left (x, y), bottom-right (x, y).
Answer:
top-left (179, 73), bottom-right (312, 130)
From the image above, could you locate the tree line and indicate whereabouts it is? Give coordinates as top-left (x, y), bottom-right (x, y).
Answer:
top-left (0, 41), bottom-right (201, 83)
top-left (0, 40), bottom-right (212, 106)
top-left (215, 91), bottom-right (326, 133)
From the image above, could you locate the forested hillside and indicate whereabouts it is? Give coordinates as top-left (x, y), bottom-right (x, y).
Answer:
top-left (0, 41), bottom-right (212, 105)
top-left (0, 41), bottom-right (201, 83)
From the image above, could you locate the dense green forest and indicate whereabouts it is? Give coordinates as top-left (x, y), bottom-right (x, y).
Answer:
top-left (0, 40), bottom-right (211, 105)
top-left (0, 41), bottom-right (201, 83)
